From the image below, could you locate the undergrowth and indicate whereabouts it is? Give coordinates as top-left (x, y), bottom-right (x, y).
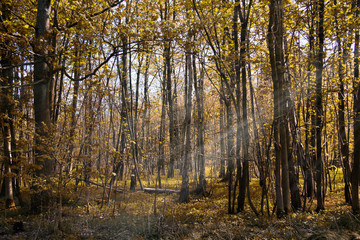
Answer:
top-left (1, 170), bottom-right (360, 239)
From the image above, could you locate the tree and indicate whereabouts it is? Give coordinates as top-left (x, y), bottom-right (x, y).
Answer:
top-left (314, 0), bottom-right (325, 212)
top-left (31, 0), bottom-right (54, 212)
top-left (334, 0), bottom-right (351, 204)
top-left (268, 0), bottom-right (291, 217)
top-left (194, 53), bottom-right (206, 194)
top-left (352, 0), bottom-right (360, 214)
top-left (0, 2), bottom-right (15, 208)
top-left (179, 33), bottom-right (194, 203)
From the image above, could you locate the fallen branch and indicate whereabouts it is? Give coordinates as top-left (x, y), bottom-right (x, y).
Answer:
top-left (143, 188), bottom-right (180, 194)
top-left (76, 178), bottom-right (124, 193)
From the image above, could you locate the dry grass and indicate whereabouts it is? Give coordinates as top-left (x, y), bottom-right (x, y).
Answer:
top-left (1, 169), bottom-right (360, 239)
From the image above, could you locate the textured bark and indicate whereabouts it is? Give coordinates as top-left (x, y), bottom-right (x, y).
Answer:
top-left (33, 0), bottom-right (53, 176)
top-left (179, 47), bottom-right (193, 203)
top-left (165, 39), bottom-right (177, 179)
top-left (238, 1), bottom-right (254, 214)
top-left (144, 188), bottom-right (180, 194)
top-left (31, 0), bottom-right (54, 213)
top-left (334, 0), bottom-right (351, 204)
top-left (226, 101), bottom-right (235, 213)
top-left (288, 105), bottom-right (302, 211)
top-left (0, 2), bottom-right (15, 209)
top-left (268, 0), bottom-right (290, 217)
top-left (315, 0), bottom-right (325, 212)
top-left (158, 73), bottom-right (166, 189)
top-left (109, 38), bottom-right (129, 190)
top-left (352, 0), bottom-right (360, 214)
top-left (67, 49), bottom-right (80, 175)
top-left (194, 56), bottom-right (206, 194)
top-left (219, 91), bottom-right (226, 179)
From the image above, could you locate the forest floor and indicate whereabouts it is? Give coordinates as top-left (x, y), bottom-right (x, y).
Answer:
top-left (1, 170), bottom-right (360, 239)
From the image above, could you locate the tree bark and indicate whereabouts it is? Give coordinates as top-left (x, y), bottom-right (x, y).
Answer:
top-left (352, 0), bottom-right (360, 214)
top-left (219, 91), bottom-right (226, 178)
top-left (315, 0), bottom-right (325, 212)
top-left (194, 56), bottom-right (206, 194)
top-left (0, 2), bottom-right (15, 209)
top-left (179, 44), bottom-right (193, 203)
top-left (31, 0), bottom-right (53, 213)
top-left (33, 0), bottom-right (53, 176)
top-left (334, 0), bottom-right (351, 204)
top-left (268, 0), bottom-right (290, 217)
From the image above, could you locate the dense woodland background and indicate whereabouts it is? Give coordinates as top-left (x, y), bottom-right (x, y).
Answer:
top-left (2, 0), bottom-right (360, 238)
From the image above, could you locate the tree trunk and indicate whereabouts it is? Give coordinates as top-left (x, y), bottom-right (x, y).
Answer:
top-left (268, 0), bottom-right (290, 217)
top-left (0, 2), bottom-right (15, 209)
top-left (165, 38), bottom-right (177, 179)
top-left (219, 83), bottom-right (226, 179)
top-left (67, 48), bottom-right (80, 175)
top-left (334, 0), bottom-right (351, 204)
top-left (194, 54), bottom-right (206, 195)
top-left (158, 73), bottom-right (166, 189)
top-left (237, 1), bottom-right (254, 213)
top-left (179, 44), bottom-right (193, 203)
top-left (315, 0), bottom-right (325, 212)
top-left (352, 0), bottom-right (360, 214)
top-left (32, 0), bottom-right (53, 213)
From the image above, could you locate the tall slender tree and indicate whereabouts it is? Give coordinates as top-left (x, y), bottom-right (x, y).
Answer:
top-left (314, 0), bottom-right (325, 212)
top-left (31, 0), bottom-right (54, 212)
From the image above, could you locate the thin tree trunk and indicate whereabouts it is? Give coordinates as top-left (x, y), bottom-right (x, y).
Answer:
top-left (219, 83), bottom-right (226, 179)
top-left (67, 48), bottom-right (80, 175)
top-left (315, 0), bottom-right (325, 212)
top-left (238, 1), bottom-right (253, 212)
top-left (158, 74), bottom-right (166, 189)
top-left (165, 38), bottom-right (177, 179)
top-left (179, 48), bottom-right (193, 203)
top-left (194, 54), bottom-right (206, 194)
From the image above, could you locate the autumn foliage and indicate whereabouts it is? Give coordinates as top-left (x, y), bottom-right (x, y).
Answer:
top-left (1, 0), bottom-right (360, 239)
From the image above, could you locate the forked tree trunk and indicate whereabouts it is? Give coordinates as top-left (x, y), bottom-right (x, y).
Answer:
top-left (268, 0), bottom-right (290, 217)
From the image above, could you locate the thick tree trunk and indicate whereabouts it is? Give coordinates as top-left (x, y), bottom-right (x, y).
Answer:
top-left (268, 0), bottom-right (290, 217)
top-left (31, 0), bottom-right (53, 213)
top-left (0, 3), bottom-right (15, 209)
top-left (352, 0), bottom-right (360, 214)
top-left (33, 0), bottom-right (53, 176)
